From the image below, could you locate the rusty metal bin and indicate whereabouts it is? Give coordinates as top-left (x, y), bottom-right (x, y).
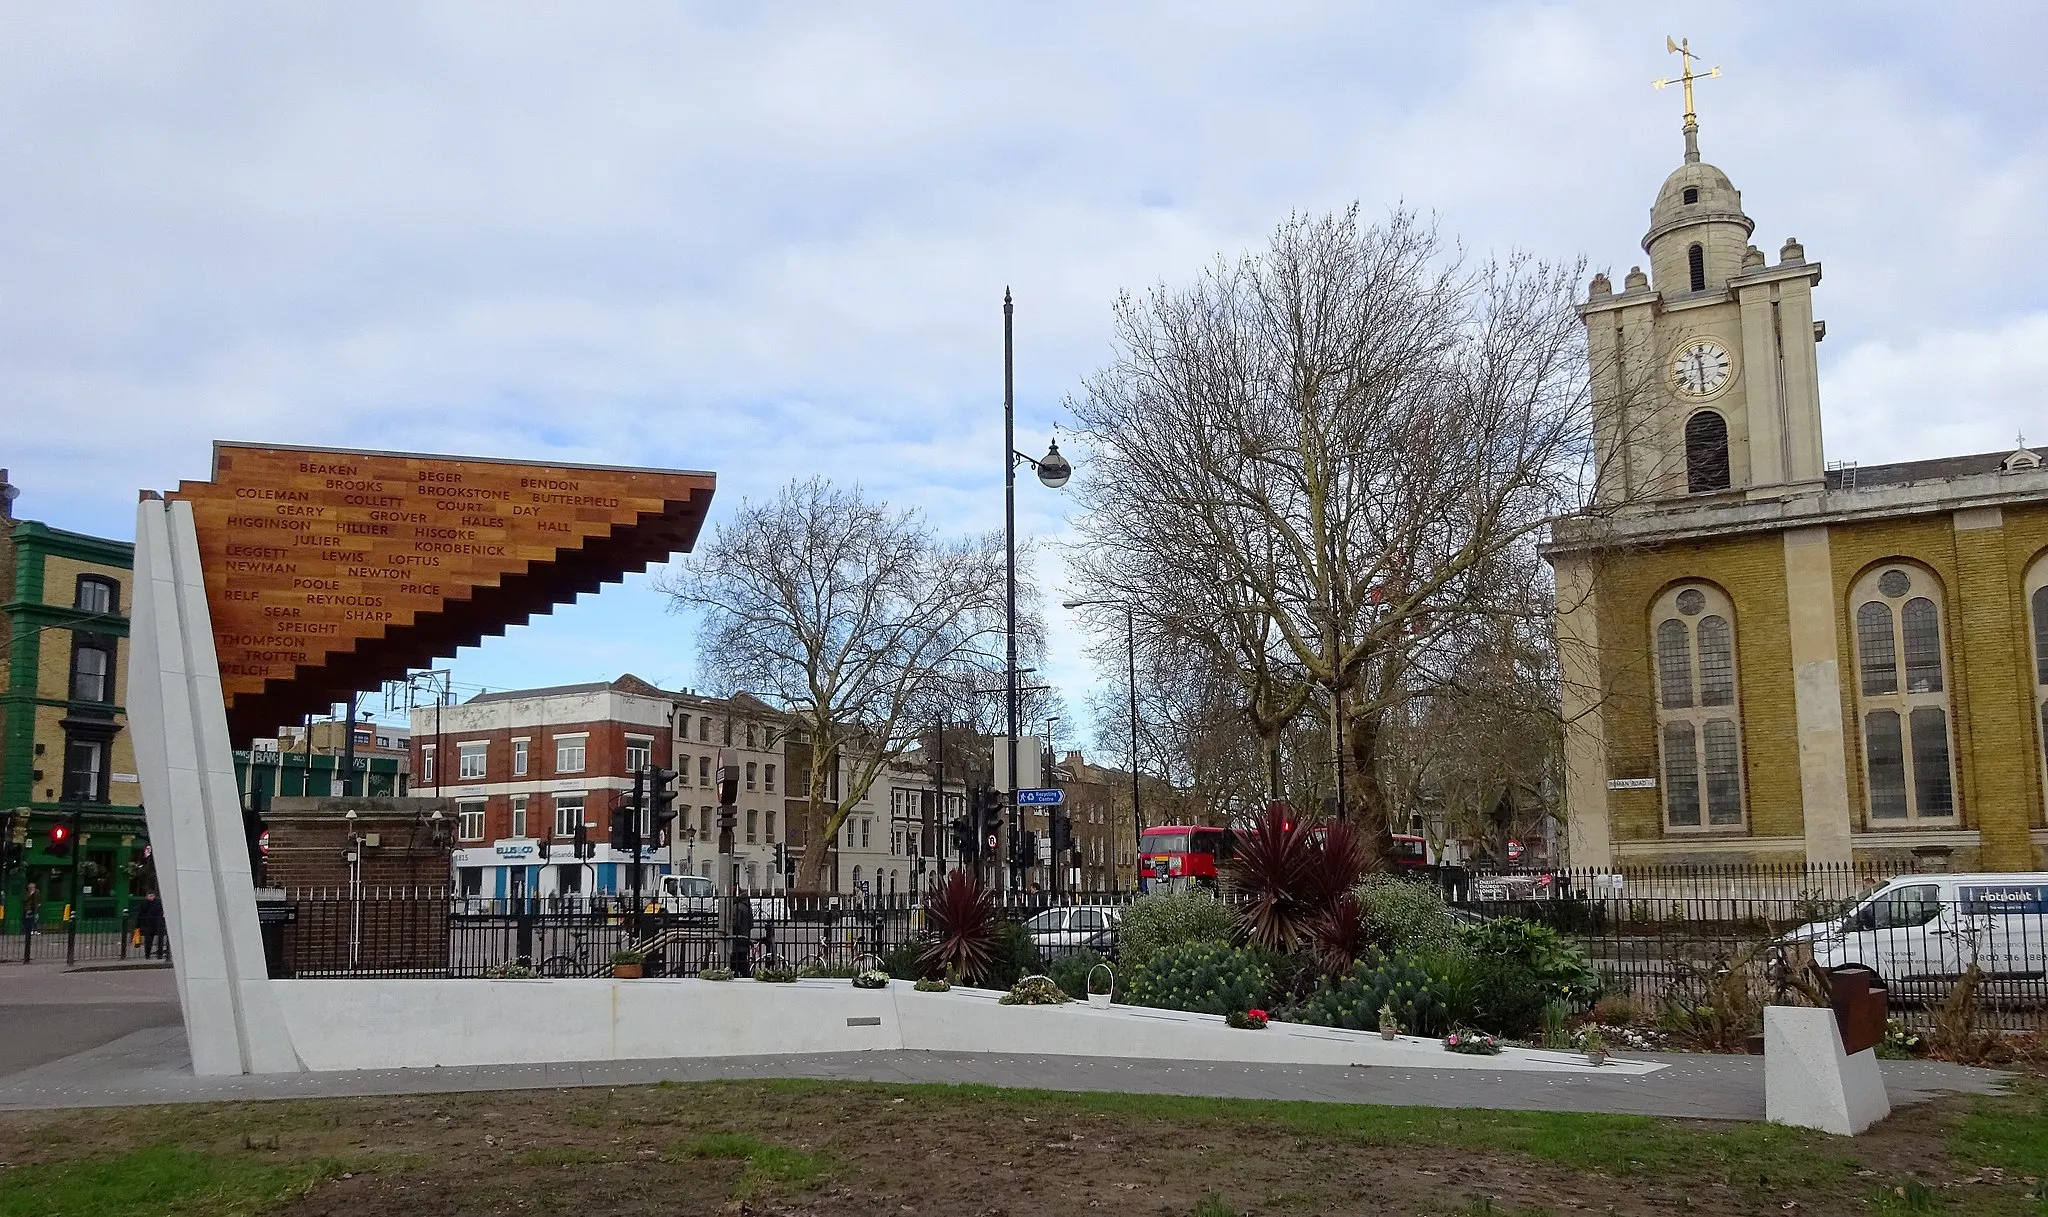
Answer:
top-left (1826, 963), bottom-right (1887, 1055)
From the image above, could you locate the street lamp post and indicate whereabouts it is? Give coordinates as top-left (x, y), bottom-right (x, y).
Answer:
top-left (1062, 598), bottom-right (1142, 892)
top-left (1003, 289), bottom-right (1071, 895)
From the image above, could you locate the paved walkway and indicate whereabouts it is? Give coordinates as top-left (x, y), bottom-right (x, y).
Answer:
top-left (0, 965), bottom-right (2010, 1117)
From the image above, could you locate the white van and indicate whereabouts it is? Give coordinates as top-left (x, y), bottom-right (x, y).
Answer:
top-left (657, 873), bottom-right (718, 922)
top-left (1794, 873), bottom-right (2048, 997)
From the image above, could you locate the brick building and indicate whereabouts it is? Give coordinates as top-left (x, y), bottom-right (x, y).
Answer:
top-left (412, 674), bottom-right (678, 901)
top-left (262, 796), bottom-right (453, 974)
top-left (1549, 102), bottom-right (2048, 871)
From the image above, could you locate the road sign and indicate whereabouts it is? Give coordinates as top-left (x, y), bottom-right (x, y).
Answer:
top-left (1017, 788), bottom-right (1063, 806)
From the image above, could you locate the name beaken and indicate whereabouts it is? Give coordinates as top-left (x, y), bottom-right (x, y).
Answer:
top-left (413, 540), bottom-right (506, 555)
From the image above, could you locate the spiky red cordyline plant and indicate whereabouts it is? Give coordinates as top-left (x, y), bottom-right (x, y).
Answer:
top-left (1229, 802), bottom-right (1319, 952)
top-left (918, 868), bottom-right (1000, 984)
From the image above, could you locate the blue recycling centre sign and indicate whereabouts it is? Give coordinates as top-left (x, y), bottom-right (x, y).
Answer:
top-left (1017, 788), bottom-right (1063, 806)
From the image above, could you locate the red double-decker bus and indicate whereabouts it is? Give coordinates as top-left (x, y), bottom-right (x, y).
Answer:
top-left (1139, 825), bottom-right (1235, 892)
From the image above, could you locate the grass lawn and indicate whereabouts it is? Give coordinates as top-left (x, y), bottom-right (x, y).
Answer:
top-left (1, 1078), bottom-right (2044, 1215)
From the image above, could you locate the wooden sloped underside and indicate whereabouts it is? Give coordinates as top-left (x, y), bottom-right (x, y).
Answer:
top-left (222, 487), bottom-right (713, 743)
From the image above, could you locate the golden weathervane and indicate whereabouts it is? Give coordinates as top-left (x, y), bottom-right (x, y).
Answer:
top-left (1653, 35), bottom-right (1721, 128)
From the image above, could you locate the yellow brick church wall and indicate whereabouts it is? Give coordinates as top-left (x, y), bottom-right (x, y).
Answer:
top-left (1591, 533), bottom-right (1803, 853)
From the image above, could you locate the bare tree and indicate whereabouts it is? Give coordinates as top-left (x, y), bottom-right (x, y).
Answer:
top-left (1069, 206), bottom-right (1621, 856)
top-left (661, 477), bottom-right (1012, 893)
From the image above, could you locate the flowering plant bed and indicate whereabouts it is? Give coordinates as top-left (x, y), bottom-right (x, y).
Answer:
top-left (1226, 1008), bottom-right (1270, 1030)
top-left (1443, 1029), bottom-right (1501, 1055)
top-left (700, 968), bottom-right (734, 982)
top-left (914, 977), bottom-right (952, 992)
top-left (754, 966), bottom-right (798, 984)
top-left (999, 975), bottom-right (1069, 1006)
top-left (852, 969), bottom-right (891, 990)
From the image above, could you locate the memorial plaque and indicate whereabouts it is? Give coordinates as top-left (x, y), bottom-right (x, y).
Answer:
top-left (167, 442), bottom-right (715, 742)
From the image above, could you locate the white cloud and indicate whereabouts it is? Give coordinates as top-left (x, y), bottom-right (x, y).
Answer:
top-left (1, 1), bottom-right (2042, 744)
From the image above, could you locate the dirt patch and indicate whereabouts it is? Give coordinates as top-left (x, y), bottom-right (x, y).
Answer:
top-left (2, 1081), bottom-right (2042, 1216)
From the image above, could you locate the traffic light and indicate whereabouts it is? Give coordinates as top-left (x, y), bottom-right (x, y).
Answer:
top-left (612, 768), bottom-right (644, 853)
top-left (1050, 811), bottom-right (1071, 857)
top-left (716, 760), bottom-right (739, 809)
top-left (647, 766), bottom-right (678, 848)
top-left (1011, 829), bottom-right (1037, 870)
top-left (47, 821), bottom-right (73, 859)
top-left (950, 815), bottom-right (975, 861)
top-left (573, 818), bottom-right (591, 860)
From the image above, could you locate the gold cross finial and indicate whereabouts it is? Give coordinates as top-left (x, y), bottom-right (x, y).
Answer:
top-left (1653, 36), bottom-right (1721, 162)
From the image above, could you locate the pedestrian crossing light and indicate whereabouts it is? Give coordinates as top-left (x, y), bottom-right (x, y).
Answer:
top-left (47, 822), bottom-right (72, 859)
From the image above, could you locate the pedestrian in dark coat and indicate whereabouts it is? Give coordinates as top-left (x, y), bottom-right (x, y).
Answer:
top-left (138, 892), bottom-right (168, 959)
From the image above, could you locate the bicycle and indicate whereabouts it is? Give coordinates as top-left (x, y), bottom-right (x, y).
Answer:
top-left (540, 928), bottom-right (595, 978)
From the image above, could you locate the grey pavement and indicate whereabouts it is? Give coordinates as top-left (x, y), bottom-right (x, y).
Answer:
top-left (0, 965), bottom-right (2011, 1118)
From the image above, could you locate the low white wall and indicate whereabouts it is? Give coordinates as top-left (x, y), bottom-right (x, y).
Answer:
top-left (271, 978), bottom-right (902, 1071)
top-left (268, 977), bottom-right (1663, 1077)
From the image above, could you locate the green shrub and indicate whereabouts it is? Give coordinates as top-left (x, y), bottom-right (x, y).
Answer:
top-left (985, 920), bottom-right (1043, 990)
top-left (882, 939), bottom-right (930, 980)
top-left (1459, 917), bottom-right (1600, 1006)
top-left (1468, 956), bottom-right (1550, 1037)
top-left (1124, 941), bottom-right (1272, 1016)
top-left (1353, 875), bottom-right (1465, 956)
top-left (1284, 951), bottom-right (1461, 1037)
top-left (1048, 949), bottom-right (1112, 1000)
top-left (1116, 891), bottom-right (1236, 971)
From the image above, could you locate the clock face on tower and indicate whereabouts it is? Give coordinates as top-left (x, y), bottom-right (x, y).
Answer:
top-left (1671, 339), bottom-right (1734, 398)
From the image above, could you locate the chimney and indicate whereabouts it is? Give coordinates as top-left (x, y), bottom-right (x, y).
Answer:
top-left (0, 469), bottom-right (17, 520)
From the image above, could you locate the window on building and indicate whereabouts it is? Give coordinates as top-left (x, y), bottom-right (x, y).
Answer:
top-left (554, 735), bottom-right (586, 773)
top-left (421, 746), bottom-right (436, 784)
top-left (1684, 411), bottom-right (1731, 493)
top-left (377, 735), bottom-right (392, 749)
top-left (765, 809), bottom-right (777, 843)
top-left (701, 860), bottom-right (713, 878)
top-left (554, 795), bottom-right (585, 839)
top-left (746, 723), bottom-right (757, 748)
top-left (764, 763), bottom-right (776, 793)
top-left (1687, 242), bottom-right (1706, 292)
top-left (74, 575), bottom-right (117, 615)
top-left (457, 800), bottom-right (486, 842)
top-left (70, 643), bottom-right (111, 703)
top-left (511, 795), bottom-right (529, 838)
top-left (511, 739), bottom-right (528, 776)
top-left (861, 818), bottom-right (871, 849)
top-left (2030, 570), bottom-right (2048, 809)
top-left (698, 756), bottom-right (711, 786)
top-left (746, 862), bottom-right (759, 889)
top-left (625, 736), bottom-right (652, 773)
top-left (1682, 185), bottom-right (1699, 205)
top-left (764, 726), bottom-right (777, 749)
top-left (63, 737), bottom-right (107, 803)
top-left (458, 742), bottom-right (487, 780)
top-left (1651, 583), bottom-right (1746, 832)
top-left (698, 716), bottom-right (710, 742)
top-left (745, 761), bottom-right (757, 790)
top-left (1854, 565), bottom-right (1955, 821)
top-left (747, 809), bottom-right (758, 843)
top-left (700, 806), bottom-right (712, 839)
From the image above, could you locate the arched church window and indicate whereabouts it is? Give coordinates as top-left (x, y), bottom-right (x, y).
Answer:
top-left (1651, 583), bottom-right (1746, 832)
top-left (2025, 558), bottom-right (2048, 816)
top-left (1684, 411), bottom-right (1731, 493)
top-left (1688, 242), bottom-right (1706, 292)
top-left (1851, 564), bottom-right (1956, 822)
top-left (1682, 186), bottom-right (1699, 205)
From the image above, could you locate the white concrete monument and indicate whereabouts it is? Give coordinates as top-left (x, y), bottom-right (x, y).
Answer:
top-left (1763, 1004), bottom-right (1890, 1135)
top-left (130, 497), bottom-right (302, 1075)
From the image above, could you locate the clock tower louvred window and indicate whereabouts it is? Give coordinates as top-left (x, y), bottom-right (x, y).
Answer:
top-left (1685, 411), bottom-right (1731, 492)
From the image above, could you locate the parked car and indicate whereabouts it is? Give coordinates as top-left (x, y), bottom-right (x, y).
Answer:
top-left (1790, 873), bottom-right (2048, 999)
top-left (1023, 906), bottom-right (1120, 959)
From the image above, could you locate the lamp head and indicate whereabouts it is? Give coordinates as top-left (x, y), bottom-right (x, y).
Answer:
top-left (1036, 439), bottom-right (1071, 489)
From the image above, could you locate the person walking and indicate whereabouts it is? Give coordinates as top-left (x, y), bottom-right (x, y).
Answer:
top-left (728, 893), bottom-right (754, 978)
top-left (21, 882), bottom-right (41, 936)
top-left (138, 890), bottom-right (168, 959)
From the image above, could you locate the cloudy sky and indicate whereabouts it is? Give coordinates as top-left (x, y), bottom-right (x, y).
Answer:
top-left (4, 2), bottom-right (2042, 740)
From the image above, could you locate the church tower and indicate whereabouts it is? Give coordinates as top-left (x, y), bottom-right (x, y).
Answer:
top-left (1582, 42), bottom-right (1826, 506)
